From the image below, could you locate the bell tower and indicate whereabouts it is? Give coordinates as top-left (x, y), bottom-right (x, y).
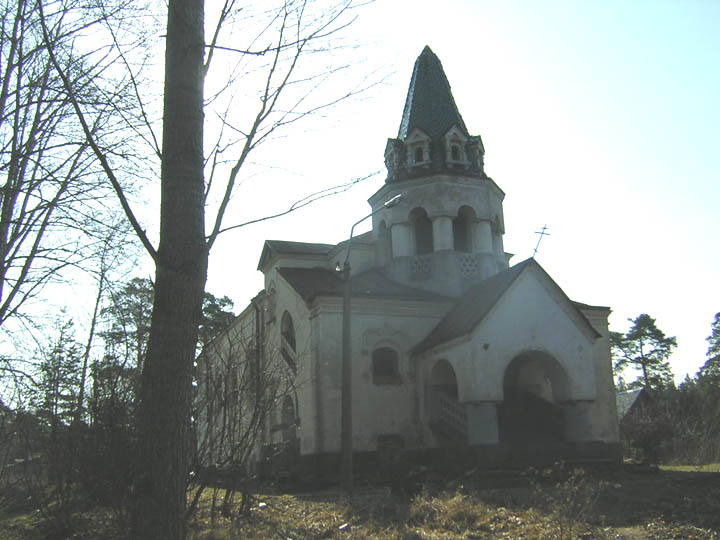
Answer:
top-left (369, 46), bottom-right (510, 297)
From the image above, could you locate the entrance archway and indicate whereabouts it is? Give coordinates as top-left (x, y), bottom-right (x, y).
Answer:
top-left (429, 359), bottom-right (458, 399)
top-left (426, 359), bottom-right (465, 442)
top-left (499, 351), bottom-right (569, 443)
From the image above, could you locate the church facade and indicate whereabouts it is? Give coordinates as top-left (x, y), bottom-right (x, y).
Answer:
top-left (197, 47), bottom-right (620, 475)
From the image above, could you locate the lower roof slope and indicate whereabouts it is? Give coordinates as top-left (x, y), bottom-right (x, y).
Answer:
top-left (413, 258), bottom-right (602, 355)
top-left (277, 267), bottom-right (453, 304)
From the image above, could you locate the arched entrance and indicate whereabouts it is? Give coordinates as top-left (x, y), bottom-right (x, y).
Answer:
top-left (499, 351), bottom-right (569, 443)
top-left (429, 359), bottom-right (458, 399)
top-left (426, 359), bottom-right (466, 443)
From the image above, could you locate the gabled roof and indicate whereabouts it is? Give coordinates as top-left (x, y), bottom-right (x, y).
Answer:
top-left (397, 46), bottom-right (468, 141)
top-left (412, 258), bottom-right (601, 355)
top-left (277, 267), bottom-right (453, 304)
top-left (412, 260), bottom-right (532, 354)
top-left (257, 240), bottom-right (335, 271)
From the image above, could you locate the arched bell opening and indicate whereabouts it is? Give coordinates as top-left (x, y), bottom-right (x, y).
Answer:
top-left (499, 351), bottom-right (569, 444)
top-left (410, 207), bottom-right (433, 255)
top-left (377, 220), bottom-right (392, 265)
top-left (452, 205), bottom-right (476, 253)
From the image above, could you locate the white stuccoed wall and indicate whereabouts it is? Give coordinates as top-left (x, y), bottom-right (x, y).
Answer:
top-left (414, 267), bottom-right (618, 445)
top-left (309, 297), bottom-right (450, 454)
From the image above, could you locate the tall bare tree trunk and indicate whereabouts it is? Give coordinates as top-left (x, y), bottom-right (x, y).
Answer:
top-left (131, 0), bottom-right (206, 538)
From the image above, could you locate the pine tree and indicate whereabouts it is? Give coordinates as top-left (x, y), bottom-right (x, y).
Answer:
top-left (698, 312), bottom-right (720, 380)
top-left (36, 319), bottom-right (82, 427)
top-left (611, 313), bottom-right (677, 391)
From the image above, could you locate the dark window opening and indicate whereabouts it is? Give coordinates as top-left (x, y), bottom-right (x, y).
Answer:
top-left (372, 347), bottom-right (401, 385)
top-left (414, 146), bottom-right (424, 163)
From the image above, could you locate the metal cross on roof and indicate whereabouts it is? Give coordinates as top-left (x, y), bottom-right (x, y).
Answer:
top-left (533, 225), bottom-right (550, 257)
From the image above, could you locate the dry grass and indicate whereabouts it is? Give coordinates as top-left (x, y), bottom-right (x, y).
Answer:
top-left (188, 485), bottom-right (605, 540)
top-left (186, 464), bottom-right (720, 540)
top-left (2, 465), bottom-right (720, 539)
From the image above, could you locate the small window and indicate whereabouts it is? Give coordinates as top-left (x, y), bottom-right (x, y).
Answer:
top-left (414, 146), bottom-right (424, 163)
top-left (372, 347), bottom-right (401, 385)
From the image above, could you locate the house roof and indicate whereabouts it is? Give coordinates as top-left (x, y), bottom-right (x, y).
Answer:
top-left (277, 266), bottom-right (453, 304)
top-left (412, 258), bottom-right (601, 355)
top-left (616, 388), bottom-right (646, 420)
top-left (257, 240), bottom-right (335, 271)
top-left (397, 46), bottom-right (468, 141)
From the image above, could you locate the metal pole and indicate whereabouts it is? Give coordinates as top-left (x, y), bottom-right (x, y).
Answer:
top-left (338, 193), bottom-right (403, 496)
top-left (341, 260), bottom-right (352, 495)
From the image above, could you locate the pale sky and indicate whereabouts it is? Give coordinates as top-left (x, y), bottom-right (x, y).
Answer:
top-left (205, 0), bottom-right (720, 381)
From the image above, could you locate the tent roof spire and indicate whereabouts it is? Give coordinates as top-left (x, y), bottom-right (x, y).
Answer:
top-left (398, 46), bottom-right (468, 140)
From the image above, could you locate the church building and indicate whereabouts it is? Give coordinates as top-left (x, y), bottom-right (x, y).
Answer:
top-left (197, 47), bottom-right (621, 475)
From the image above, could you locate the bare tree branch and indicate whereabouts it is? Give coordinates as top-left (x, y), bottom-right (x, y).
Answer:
top-left (213, 169), bottom-right (380, 236)
top-left (36, 0), bottom-right (157, 261)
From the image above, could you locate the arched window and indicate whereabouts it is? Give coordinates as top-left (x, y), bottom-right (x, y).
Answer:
top-left (372, 347), bottom-right (401, 385)
top-left (281, 311), bottom-right (295, 352)
top-left (452, 206), bottom-right (475, 253)
top-left (280, 311), bottom-right (297, 373)
top-left (443, 128), bottom-right (468, 164)
top-left (406, 128), bottom-right (431, 166)
top-left (410, 208), bottom-right (433, 255)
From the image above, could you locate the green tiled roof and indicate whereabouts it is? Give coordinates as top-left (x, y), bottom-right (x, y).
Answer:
top-left (398, 46), bottom-right (468, 140)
